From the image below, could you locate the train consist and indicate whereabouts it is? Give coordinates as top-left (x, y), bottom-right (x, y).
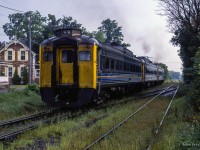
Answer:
top-left (39, 28), bottom-right (164, 107)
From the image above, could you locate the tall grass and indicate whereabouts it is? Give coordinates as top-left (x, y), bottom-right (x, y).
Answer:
top-left (4, 96), bottom-right (172, 150)
top-left (0, 88), bottom-right (44, 120)
top-left (153, 97), bottom-right (200, 150)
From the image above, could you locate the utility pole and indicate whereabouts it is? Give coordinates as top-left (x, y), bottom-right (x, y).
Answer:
top-left (28, 11), bottom-right (32, 84)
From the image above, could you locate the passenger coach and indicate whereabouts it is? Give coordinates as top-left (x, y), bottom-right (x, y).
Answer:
top-left (39, 28), bottom-right (164, 107)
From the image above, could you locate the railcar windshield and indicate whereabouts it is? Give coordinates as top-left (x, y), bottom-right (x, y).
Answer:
top-left (79, 51), bottom-right (91, 61)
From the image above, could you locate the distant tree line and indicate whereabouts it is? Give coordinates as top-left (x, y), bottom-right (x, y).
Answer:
top-left (168, 71), bottom-right (181, 80)
top-left (2, 11), bottom-right (130, 54)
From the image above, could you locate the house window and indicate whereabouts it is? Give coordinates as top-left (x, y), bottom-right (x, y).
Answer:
top-left (8, 51), bottom-right (12, 60)
top-left (8, 67), bottom-right (12, 77)
top-left (21, 51), bottom-right (25, 60)
top-left (35, 69), bottom-right (40, 77)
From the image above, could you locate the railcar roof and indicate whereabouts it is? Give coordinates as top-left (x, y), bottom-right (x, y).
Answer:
top-left (40, 28), bottom-right (140, 61)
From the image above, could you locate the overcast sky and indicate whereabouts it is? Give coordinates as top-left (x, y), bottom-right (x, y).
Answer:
top-left (0, 0), bottom-right (182, 72)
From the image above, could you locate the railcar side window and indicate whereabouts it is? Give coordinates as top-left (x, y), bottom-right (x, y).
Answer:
top-left (62, 50), bottom-right (73, 63)
top-left (124, 63), bottom-right (127, 71)
top-left (43, 51), bottom-right (53, 61)
top-left (79, 51), bottom-right (91, 61)
top-left (105, 57), bottom-right (110, 70)
top-left (127, 63), bottom-right (130, 72)
top-left (110, 59), bottom-right (115, 70)
top-left (101, 56), bottom-right (106, 70)
top-left (116, 60), bottom-right (120, 70)
top-left (119, 61), bottom-right (123, 71)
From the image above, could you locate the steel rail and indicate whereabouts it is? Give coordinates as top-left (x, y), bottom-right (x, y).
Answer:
top-left (133, 87), bottom-right (166, 97)
top-left (0, 110), bottom-right (83, 141)
top-left (146, 86), bottom-right (179, 150)
top-left (134, 87), bottom-right (176, 99)
top-left (95, 86), bottom-right (176, 111)
top-left (0, 107), bottom-right (60, 127)
top-left (83, 85), bottom-right (173, 150)
top-left (0, 85), bottom-right (176, 142)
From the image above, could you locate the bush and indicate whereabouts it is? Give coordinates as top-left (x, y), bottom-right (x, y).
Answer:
top-left (12, 70), bottom-right (21, 85)
top-left (22, 68), bottom-right (28, 85)
top-left (26, 84), bottom-right (39, 94)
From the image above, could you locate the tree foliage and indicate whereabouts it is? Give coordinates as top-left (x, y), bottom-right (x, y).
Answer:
top-left (22, 67), bottom-right (28, 85)
top-left (42, 14), bottom-right (61, 39)
top-left (43, 15), bottom-right (85, 39)
top-left (158, 0), bottom-right (200, 83)
top-left (91, 31), bottom-right (105, 43)
top-left (12, 70), bottom-right (21, 85)
top-left (169, 71), bottom-right (181, 80)
top-left (98, 19), bottom-right (130, 47)
top-left (3, 12), bottom-right (130, 49)
top-left (3, 12), bottom-right (85, 53)
top-left (158, 0), bottom-right (200, 33)
top-left (185, 48), bottom-right (200, 110)
top-left (157, 63), bottom-right (169, 80)
top-left (3, 11), bottom-right (46, 52)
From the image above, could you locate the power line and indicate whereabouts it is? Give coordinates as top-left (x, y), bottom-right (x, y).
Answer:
top-left (0, 4), bottom-right (24, 13)
top-left (0, 0), bottom-right (28, 12)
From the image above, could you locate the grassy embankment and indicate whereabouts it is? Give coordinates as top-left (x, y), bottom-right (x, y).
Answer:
top-left (1, 83), bottom-right (174, 150)
top-left (2, 82), bottom-right (197, 150)
top-left (152, 94), bottom-right (200, 149)
top-left (0, 84), bottom-right (45, 121)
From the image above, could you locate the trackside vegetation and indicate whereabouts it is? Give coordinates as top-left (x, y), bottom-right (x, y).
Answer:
top-left (153, 95), bottom-right (200, 149)
top-left (0, 84), bottom-right (44, 120)
top-left (0, 84), bottom-right (176, 150)
top-left (1, 83), bottom-right (200, 149)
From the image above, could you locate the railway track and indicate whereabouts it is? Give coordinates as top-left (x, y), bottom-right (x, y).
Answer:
top-left (0, 107), bottom-right (60, 127)
top-left (0, 85), bottom-right (176, 143)
top-left (83, 85), bottom-right (178, 150)
top-left (0, 107), bottom-right (71, 141)
top-left (96, 85), bottom-right (177, 110)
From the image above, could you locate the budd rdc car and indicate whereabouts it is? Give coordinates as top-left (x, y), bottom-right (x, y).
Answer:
top-left (39, 28), bottom-right (164, 107)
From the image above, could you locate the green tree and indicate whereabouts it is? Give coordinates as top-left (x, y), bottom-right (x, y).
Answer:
top-left (158, 0), bottom-right (200, 83)
top-left (186, 48), bottom-right (200, 110)
top-left (3, 12), bottom-right (86, 53)
top-left (98, 19), bottom-right (130, 47)
top-left (157, 63), bottom-right (169, 80)
top-left (12, 70), bottom-right (21, 85)
top-left (91, 31), bottom-right (105, 43)
top-left (22, 67), bottom-right (28, 85)
top-left (3, 11), bottom-right (46, 53)
top-left (43, 14), bottom-right (61, 39)
top-left (40, 14), bottom-right (85, 39)
top-left (169, 71), bottom-right (181, 80)
top-left (60, 16), bottom-right (82, 29)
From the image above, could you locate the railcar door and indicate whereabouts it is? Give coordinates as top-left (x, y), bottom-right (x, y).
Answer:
top-left (57, 48), bottom-right (74, 84)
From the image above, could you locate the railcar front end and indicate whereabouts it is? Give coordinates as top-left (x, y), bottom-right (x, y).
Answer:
top-left (40, 28), bottom-right (98, 107)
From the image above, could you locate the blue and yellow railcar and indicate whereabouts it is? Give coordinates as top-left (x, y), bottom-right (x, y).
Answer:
top-left (39, 28), bottom-right (164, 107)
